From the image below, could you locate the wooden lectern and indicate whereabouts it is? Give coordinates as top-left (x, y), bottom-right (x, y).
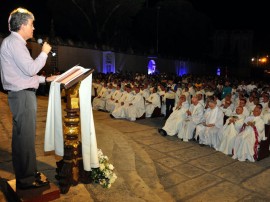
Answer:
top-left (53, 67), bottom-right (95, 194)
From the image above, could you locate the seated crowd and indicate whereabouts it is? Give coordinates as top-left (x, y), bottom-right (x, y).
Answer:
top-left (91, 72), bottom-right (270, 162)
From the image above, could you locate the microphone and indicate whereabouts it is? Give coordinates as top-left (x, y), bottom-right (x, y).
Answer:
top-left (37, 39), bottom-right (56, 56)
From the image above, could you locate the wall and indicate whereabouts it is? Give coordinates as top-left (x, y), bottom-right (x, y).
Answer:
top-left (0, 36), bottom-right (211, 76)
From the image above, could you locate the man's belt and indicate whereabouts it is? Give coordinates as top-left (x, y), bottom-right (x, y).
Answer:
top-left (7, 88), bottom-right (37, 93)
top-left (24, 88), bottom-right (37, 92)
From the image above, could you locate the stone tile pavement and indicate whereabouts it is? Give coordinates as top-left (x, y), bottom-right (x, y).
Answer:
top-left (1, 91), bottom-right (270, 201)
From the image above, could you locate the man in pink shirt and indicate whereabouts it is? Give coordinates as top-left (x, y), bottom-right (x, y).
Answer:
top-left (0, 7), bottom-right (56, 189)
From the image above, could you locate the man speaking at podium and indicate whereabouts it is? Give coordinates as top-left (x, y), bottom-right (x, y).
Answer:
top-left (0, 7), bottom-right (56, 189)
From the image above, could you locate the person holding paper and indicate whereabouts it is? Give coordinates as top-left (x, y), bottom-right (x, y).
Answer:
top-left (0, 8), bottom-right (56, 189)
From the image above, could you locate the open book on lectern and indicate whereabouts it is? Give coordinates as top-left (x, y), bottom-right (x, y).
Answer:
top-left (54, 65), bottom-right (94, 89)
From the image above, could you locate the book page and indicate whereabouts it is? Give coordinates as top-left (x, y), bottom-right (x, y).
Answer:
top-left (55, 65), bottom-right (89, 85)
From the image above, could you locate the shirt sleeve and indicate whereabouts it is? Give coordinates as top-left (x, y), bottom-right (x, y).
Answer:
top-left (11, 39), bottom-right (48, 76)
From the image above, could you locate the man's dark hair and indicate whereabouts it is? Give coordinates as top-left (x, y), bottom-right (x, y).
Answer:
top-left (256, 104), bottom-right (263, 110)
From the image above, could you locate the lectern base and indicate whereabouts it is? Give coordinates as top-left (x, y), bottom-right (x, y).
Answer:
top-left (7, 173), bottom-right (60, 202)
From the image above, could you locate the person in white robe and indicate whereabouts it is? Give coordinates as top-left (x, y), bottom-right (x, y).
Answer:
top-left (110, 86), bottom-right (130, 113)
top-left (92, 83), bottom-right (108, 110)
top-left (158, 95), bottom-right (189, 136)
top-left (125, 86), bottom-right (146, 121)
top-left (174, 83), bottom-right (183, 106)
top-left (246, 95), bottom-right (255, 113)
top-left (249, 96), bottom-right (260, 113)
top-left (220, 100), bottom-right (234, 117)
top-left (213, 94), bottom-right (222, 107)
top-left (237, 81), bottom-right (247, 92)
top-left (218, 106), bottom-right (245, 155)
top-left (105, 84), bottom-right (123, 113)
top-left (232, 98), bottom-right (250, 117)
top-left (196, 91), bottom-right (205, 108)
top-left (188, 83), bottom-right (196, 97)
top-left (145, 87), bottom-right (161, 118)
top-left (140, 84), bottom-right (150, 100)
top-left (111, 85), bottom-right (134, 119)
top-left (94, 83), bottom-right (115, 111)
top-left (246, 81), bottom-right (257, 96)
top-left (260, 94), bottom-right (269, 114)
top-left (232, 104), bottom-right (266, 162)
top-left (182, 86), bottom-right (191, 104)
top-left (94, 80), bottom-right (103, 96)
top-left (196, 96), bottom-right (224, 149)
top-left (221, 93), bottom-right (234, 106)
top-left (177, 95), bottom-right (204, 141)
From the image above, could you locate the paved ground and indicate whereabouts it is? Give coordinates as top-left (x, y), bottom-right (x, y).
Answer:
top-left (1, 91), bottom-right (270, 202)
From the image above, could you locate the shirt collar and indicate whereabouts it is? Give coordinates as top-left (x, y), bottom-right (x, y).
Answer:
top-left (11, 31), bottom-right (26, 45)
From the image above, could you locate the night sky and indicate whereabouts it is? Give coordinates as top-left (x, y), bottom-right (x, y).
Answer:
top-left (1, 0), bottom-right (269, 53)
top-left (190, 0), bottom-right (270, 53)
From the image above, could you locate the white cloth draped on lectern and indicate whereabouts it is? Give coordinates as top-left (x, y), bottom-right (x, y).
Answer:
top-left (44, 81), bottom-right (63, 156)
top-left (79, 74), bottom-right (99, 170)
top-left (44, 71), bottom-right (99, 171)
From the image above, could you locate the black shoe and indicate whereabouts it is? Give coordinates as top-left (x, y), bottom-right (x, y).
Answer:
top-left (35, 172), bottom-right (41, 180)
top-left (158, 128), bottom-right (167, 136)
top-left (110, 114), bottom-right (115, 118)
top-left (17, 179), bottom-right (50, 190)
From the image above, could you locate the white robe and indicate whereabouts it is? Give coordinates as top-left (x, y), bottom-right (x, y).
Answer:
top-left (92, 87), bottom-right (108, 110)
top-left (141, 89), bottom-right (150, 99)
top-left (196, 106), bottom-right (224, 148)
top-left (93, 88), bottom-right (114, 110)
top-left (174, 88), bottom-right (183, 106)
top-left (218, 114), bottom-right (245, 155)
top-left (126, 93), bottom-right (145, 121)
top-left (112, 92), bottom-right (134, 118)
top-left (178, 103), bottom-right (204, 141)
top-left (162, 101), bottom-right (189, 136)
top-left (145, 93), bottom-right (161, 118)
top-left (220, 105), bottom-right (234, 117)
top-left (232, 115), bottom-right (266, 162)
top-left (110, 91), bottom-right (128, 113)
top-left (105, 90), bottom-right (123, 113)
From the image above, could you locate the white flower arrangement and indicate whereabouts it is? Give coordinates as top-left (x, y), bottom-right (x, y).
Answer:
top-left (91, 149), bottom-right (117, 188)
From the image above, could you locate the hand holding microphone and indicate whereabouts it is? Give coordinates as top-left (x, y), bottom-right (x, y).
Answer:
top-left (37, 39), bottom-right (56, 56)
